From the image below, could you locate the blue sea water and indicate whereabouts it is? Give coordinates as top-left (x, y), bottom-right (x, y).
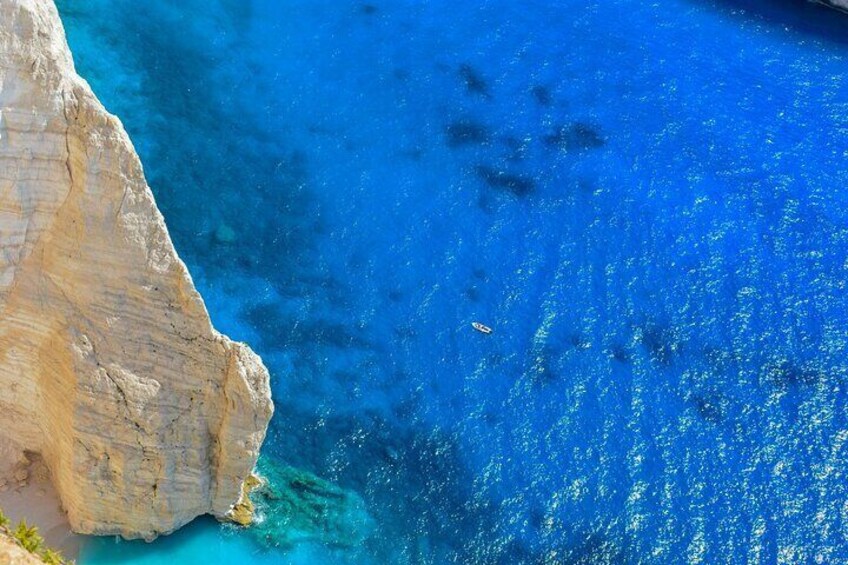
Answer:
top-left (53, 0), bottom-right (848, 562)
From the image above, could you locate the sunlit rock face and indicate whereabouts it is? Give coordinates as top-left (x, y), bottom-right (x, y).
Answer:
top-left (0, 0), bottom-right (273, 540)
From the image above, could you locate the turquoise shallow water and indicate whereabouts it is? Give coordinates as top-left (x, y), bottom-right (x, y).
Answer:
top-left (56, 0), bottom-right (848, 563)
top-left (78, 516), bottom-right (346, 564)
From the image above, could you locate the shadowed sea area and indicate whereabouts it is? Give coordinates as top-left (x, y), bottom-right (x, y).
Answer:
top-left (55, 0), bottom-right (848, 562)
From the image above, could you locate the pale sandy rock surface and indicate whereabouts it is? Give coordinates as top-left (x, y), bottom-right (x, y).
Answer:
top-left (0, 446), bottom-right (80, 560)
top-left (0, 0), bottom-right (273, 540)
top-left (0, 536), bottom-right (42, 565)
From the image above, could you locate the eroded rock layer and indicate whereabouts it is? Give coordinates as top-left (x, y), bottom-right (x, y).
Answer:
top-left (0, 0), bottom-right (273, 539)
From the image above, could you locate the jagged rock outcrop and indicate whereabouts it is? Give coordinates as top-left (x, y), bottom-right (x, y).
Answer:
top-left (0, 0), bottom-right (273, 540)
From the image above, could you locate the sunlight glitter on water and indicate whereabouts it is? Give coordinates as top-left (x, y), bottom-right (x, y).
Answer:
top-left (57, 0), bottom-right (848, 562)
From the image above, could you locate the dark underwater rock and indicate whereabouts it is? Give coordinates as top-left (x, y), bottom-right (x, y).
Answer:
top-left (445, 120), bottom-right (490, 147)
top-left (458, 63), bottom-right (490, 97)
top-left (640, 323), bottom-right (682, 366)
top-left (764, 360), bottom-right (824, 389)
top-left (570, 333), bottom-right (591, 350)
top-left (543, 122), bottom-right (606, 151)
top-left (475, 165), bottom-right (536, 196)
top-left (531, 85), bottom-right (553, 106)
top-left (610, 344), bottom-right (631, 364)
top-left (691, 390), bottom-right (727, 423)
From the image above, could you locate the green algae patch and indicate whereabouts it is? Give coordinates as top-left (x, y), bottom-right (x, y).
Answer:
top-left (250, 458), bottom-right (374, 551)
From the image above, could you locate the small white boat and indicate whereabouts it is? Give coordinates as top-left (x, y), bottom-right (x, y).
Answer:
top-left (472, 322), bottom-right (493, 334)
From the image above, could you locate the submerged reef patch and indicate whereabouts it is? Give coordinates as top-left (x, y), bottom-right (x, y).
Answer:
top-left (249, 458), bottom-right (374, 551)
top-left (270, 409), bottom-right (521, 563)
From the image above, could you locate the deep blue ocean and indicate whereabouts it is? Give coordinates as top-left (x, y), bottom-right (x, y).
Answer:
top-left (54, 0), bottom-right (848, 563)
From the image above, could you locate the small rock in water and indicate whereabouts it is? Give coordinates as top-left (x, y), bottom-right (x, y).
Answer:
top-left (214, 223), bottom-right (237, 244)
top-left (13, 468), bottom-right (28, 482)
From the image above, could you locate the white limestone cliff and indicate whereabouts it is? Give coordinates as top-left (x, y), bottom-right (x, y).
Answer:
top-left (0, 0), bottom-right (274, 540)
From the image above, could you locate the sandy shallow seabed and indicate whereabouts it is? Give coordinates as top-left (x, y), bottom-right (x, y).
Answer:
top-left (0, 437), bottom-right (81, 560)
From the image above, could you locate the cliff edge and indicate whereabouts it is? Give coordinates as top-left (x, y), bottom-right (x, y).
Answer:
top-left (0, 0), bottom-right (273, 540)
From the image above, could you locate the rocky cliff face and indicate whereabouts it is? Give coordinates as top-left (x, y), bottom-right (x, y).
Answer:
top-left (0, 0), bottom-right (273, 540)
